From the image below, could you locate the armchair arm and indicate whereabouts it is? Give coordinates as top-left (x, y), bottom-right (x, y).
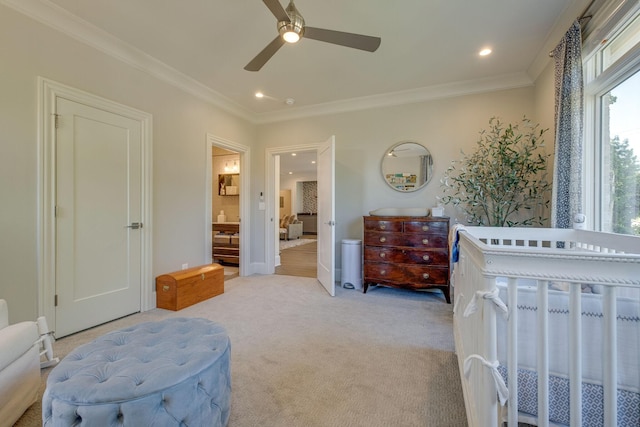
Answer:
top-left (0, 321), bottom-right (39, 372)
top-left (287, 222), bottom-right (303, 240)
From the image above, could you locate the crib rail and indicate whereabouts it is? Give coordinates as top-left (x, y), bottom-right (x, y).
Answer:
top-left (452, 227), bottom-right (640, 427)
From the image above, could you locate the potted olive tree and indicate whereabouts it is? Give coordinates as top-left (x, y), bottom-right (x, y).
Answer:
top-left (440, 116), bottom-right (552, 227)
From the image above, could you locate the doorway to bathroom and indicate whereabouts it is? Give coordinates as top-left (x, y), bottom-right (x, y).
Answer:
top-left (206, 134), bottom-right (250, 279)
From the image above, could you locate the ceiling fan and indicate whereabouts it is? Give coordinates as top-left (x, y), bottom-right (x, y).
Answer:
top-left (245, 0), bottom-right (381, 71)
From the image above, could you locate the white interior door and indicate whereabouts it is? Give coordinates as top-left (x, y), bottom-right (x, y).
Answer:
top-left (55, 97), bottom-right (142, 337)
top-left (317, 136), bottom-right (335, 296)
top-left (274, 155), bottom-right (282, 267)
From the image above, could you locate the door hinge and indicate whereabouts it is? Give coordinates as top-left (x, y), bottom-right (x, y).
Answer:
top-left (52, 113), bottom-right (60, 129)
top-left (54, 294), bottom-right (58, 307)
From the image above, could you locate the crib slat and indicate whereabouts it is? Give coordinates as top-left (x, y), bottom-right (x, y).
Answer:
top-left (537, 281), bottom-right (549, 427)
top-left (603, 286), bottom-right (617, 427)
top-left (569, 283), bottom-right (582, 427)
top-left (507, 278), bottom-right (518, 426)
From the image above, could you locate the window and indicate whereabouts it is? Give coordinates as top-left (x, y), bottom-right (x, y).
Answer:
top-left (585, 6), bottom-right (640, 235)
top-left (600, 72), bottom-right (640, 234)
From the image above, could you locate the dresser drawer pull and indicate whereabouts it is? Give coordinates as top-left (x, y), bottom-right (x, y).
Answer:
top-left (423, 255), bottom-right (430, 261)
top-left (379, 236), bottom-right (386, 243)
top-left (422, 225), bottom-right (429, 231)
top-left (380, 270), bottom-right (386, 275)
top-left (379, 224), bottom-right (386, 230)
top-left (379, 252), bottom-right (386, 258)
top-left (422, 238), bottom-right (429, 245)
top-left (423, 273), bottom-right (430, 279)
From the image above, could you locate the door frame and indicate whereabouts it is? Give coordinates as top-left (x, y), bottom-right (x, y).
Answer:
top-left (205, 134), bottom-right (250, 277)
top-left (37, 77), bottom-right (153, 325)
top-left (265, 143), bottom-right (320, 274)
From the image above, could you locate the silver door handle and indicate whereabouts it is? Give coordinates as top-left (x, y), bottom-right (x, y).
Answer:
top-left (126, 222), bottom-right (142, 229)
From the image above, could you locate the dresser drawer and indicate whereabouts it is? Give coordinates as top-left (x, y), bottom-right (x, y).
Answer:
top-left (364, 246), bottom-right (448, 265)
top-left (364, 232), bottom-right (447, 249)
top-left (404, 220), bottom-right (448, 235)
top-left (364, 219), bottom-right (403, 232)
top-left (364, 263), bottom-right (449, 285)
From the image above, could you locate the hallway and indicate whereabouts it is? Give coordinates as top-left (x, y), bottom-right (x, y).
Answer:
top-left (275, 239), bottom-right (316, 278)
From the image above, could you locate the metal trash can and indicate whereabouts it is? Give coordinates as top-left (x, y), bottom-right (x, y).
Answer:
top-left (341, 239), bottom-right (362, 290)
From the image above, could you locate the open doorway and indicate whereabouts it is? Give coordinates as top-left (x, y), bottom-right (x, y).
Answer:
top-left (212, 147), bottom-right (241, 279)
top-left (266, 136), bottom-right (335, 297)
top-left (206, 134), bottom-right (250, 279)
top-left (275, 150), bottom-right (318, 278)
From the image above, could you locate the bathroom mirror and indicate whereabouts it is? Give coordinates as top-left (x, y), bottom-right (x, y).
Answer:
top-left (381, 141), bottom-right (433, 192)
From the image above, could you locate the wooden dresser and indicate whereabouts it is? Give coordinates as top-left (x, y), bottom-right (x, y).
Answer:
top-left (363, 215), bottom-right (450, 303)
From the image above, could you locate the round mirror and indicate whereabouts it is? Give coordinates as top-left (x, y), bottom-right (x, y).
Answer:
top-left (381, 141), bottom-right (433, 192)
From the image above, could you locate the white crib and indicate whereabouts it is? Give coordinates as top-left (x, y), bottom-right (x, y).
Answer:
top-left (452, 227), bottom-right (640, 427)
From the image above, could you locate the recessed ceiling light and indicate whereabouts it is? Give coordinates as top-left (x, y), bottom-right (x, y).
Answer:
top-left (311, 161), bottom-right (316, 164)
top-left (291, 153), bottom-right (297, 156)
top-left (255, 92), bottom-right (264, 98)
top-left (288, 171), bottom-right (293, 175)
top-left (479, 48), bottom-right (492, 56)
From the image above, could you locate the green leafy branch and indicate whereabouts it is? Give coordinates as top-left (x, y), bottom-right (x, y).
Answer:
top-left (440, 116), bottom-right (552, 227)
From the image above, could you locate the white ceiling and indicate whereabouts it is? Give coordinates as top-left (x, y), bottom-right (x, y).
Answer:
top-left (5, 0), bottom-right (590, 123)
top-left (279, 150), bottom-right (317, 176)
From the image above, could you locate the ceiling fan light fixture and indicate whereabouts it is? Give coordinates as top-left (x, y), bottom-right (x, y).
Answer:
top-left (283, 30), bottom-right (300, 43)
top-left (278, 1), bottom-right (304, 44)
top-left (278, 17), bottom-right (304, 43)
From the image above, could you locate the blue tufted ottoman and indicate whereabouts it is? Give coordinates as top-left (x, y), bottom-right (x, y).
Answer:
top-left (42, 317), bottom-right (231, 426)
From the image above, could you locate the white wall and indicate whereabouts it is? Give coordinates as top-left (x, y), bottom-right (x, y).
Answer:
top-left (0, 6), bottom-right (256, 322)
top-left (255, 87), bottom-right (537, 267)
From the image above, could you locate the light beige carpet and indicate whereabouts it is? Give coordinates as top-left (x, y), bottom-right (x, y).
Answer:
top-left (16, 275), bottom-right (466, 426)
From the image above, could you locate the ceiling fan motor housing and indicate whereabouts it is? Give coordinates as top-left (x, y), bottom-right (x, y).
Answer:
top-left (278, 2), bottom-right (305, 41)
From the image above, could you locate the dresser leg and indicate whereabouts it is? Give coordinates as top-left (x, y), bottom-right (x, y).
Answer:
top-left (442, 286), bottom-right (451, 304)
top-left (363, 283), bottom-right (369, 293)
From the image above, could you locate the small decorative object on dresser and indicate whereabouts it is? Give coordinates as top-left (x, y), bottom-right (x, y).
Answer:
top-left (363, 215), bottom-right (450, 303)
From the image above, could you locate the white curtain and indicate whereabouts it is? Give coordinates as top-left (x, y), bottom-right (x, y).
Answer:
top-left (552, 20), bottom-right (584, 229)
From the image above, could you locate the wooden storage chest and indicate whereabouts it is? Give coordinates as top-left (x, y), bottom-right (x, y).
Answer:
top-left (363, 215), bottom-right (450, 303)
top-left (156, 264), bottom-right (224, 311)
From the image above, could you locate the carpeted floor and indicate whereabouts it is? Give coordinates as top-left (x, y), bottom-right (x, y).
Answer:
top-left (15, 274), bottom-right (466, 426)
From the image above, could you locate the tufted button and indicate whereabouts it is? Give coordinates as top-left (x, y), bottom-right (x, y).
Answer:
top-left (105, 354), bottom-right (119, 362)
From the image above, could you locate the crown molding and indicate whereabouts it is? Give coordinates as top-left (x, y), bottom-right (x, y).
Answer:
top-left (0, 0), bottom-right (255, 122)
top-left (527, 0), bottom-right (594, 82)
top-left (254, 72), bottom-right (534, 124)
top-left (2, 0), bottom-right (534, 125)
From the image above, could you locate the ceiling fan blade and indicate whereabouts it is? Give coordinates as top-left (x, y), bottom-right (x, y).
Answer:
top-left (244, 36), bottom-right (286, 71)
top-left (262, 0), bottom-right (290, 23)
top-left (304, 27), bottom-right (381, 52)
